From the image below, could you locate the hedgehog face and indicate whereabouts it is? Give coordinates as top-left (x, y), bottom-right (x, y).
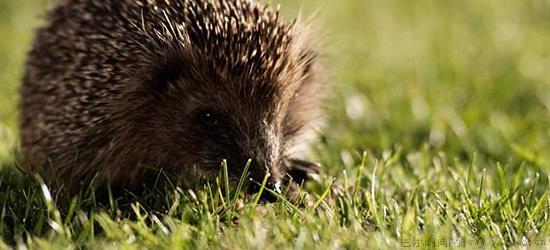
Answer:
top-left (145, 57), bottom-right (320, 196)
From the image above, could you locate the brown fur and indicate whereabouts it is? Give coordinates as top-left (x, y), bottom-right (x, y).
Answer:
top-left (21, 0), bottom-right (324, 194)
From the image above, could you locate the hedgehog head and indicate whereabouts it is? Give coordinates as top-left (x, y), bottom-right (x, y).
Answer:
top-left (127, 0), bottom-right (323, 192)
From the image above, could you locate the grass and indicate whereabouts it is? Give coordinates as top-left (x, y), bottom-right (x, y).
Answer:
top-left (1, 0), bottom-right (550, 248)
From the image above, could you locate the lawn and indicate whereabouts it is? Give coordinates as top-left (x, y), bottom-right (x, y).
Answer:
top-left (1, 0), bottom-right (550, 248)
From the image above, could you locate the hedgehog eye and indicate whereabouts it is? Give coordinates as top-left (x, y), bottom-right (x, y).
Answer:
top-left (195, 108), bottom-right (226, 130)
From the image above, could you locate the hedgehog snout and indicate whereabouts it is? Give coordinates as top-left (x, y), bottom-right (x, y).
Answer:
top-left (226, 136), bottom-right (285, 200)
top-left (229, 149), bottom-right (282, 184)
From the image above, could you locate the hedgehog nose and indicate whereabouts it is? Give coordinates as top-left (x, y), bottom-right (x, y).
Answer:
top-left (248, 176), bottom-right (281, 202)
top-left (263, 179), bottom-right (282, 202)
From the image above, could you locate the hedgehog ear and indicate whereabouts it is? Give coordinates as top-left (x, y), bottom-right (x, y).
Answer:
top-left (300, 49), bottom-right (317, 77)
top-left (149, 62), bottom-right (182, 94)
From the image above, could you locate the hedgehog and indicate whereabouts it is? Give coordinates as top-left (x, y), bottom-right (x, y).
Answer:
top-left (20, 0), bottom-right (324, 197)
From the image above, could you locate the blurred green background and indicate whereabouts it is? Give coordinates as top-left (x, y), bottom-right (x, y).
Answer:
top-left (0, 1), bottom-right (48, 163)
top-left (1, 0), bottom-right (550, 171)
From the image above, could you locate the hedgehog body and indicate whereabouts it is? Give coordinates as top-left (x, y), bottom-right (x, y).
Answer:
top-left (21, 0), bottom-right (323, 193)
